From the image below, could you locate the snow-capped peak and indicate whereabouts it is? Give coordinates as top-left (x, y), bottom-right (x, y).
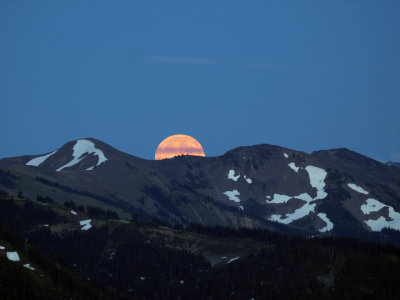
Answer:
top-left (57, 139), bottom-right (108, 172)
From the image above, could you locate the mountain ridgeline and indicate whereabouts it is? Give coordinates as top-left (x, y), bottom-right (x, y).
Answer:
top-left (1, 138), bottom-right (400, 245)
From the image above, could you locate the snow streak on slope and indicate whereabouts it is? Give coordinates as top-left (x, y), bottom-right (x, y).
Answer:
top-left (317, 213), bottom-right (334, 232)
top-left (288, 162), bottom-right (300, 173)
top-left (266, 194), bottom-right (292, 204)
top-left (26, 150), bottom-right (58, 167)
top-left (267, 166), bottom-right (329, 226)
top-left (57, 139), bottom-right (108, 171)
top-left (223, 190), bottom-right (243, 210)
top-left (348, 183), bottom-right (369, 195)
top-left (23, 264), bottom-right (35, 271)
top-left (361, 199), bottom-right (400, 231)
top-left (223, 190), bottom-right (240, 203)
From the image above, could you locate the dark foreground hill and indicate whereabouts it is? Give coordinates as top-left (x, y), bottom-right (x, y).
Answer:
top-left (1, 191), bottom-right (400, 299)
top-left (0, 138), bottom-right (400, 245)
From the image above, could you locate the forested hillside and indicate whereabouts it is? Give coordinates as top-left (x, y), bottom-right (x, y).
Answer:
top-left (1, 190), bottom-right (400, 299)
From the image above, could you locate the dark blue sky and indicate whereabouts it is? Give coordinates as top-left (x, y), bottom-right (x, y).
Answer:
top-left (1, 1), bottom-right (399, 162)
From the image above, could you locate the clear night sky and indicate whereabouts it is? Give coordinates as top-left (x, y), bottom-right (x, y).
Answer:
top-left (1, 1), bottom-right (399, 162)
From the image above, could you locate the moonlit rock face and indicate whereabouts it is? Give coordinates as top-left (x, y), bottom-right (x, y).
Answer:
top-left (57, 139), bottom-right (108, 172)
top-left (7, 251), bottom-right (20, 261)
top-left (26, 150), bottom-right (58, 167)
top-left (317, 213), bottom-right (334, 232)
top-left (223, 190), bottom-right (241, 203)
top-left (155, 134), bottom-right (205, 160)
top-left (288, 162), bottom-right (300, 173)
top-left (347, 183), bottom-right (369, 195)
top-left (227, 170), bottom-right (240, 181)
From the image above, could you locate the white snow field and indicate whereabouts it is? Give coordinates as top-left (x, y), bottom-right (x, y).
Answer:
top-left (227, 170), bottom-right (240, 181)
top-left (317, 213), bottom-right (334, 232)
top-left (361, 198), bottom-right (400, 231)
top-left (361, 198), bottom-right (386, 215)
top-left (80, 219), bottom-right (92, 231)
top-left (267, 166), bottom-right (330, 228)
top-left (347, 183), bottom-right (369, 195)
top-left (223, 190), bottom-right (240, 203)
top-left (23, 264), bottom-right (35, 271)
top-left (7, 251), bottom-right (20, 261)
top-left (26, 150), bottom-right (58, 167)
top-left (244, 175), bottom-right (252, 184)
top-left (288, 162), bottom-right (300, 173)
top-left (57, 139), bottom-right (108, 172)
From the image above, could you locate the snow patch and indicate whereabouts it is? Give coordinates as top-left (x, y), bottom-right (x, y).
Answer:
top-left (57, 139), bottom-right (108, 172)
top-left (267, 165), bottom-right (328, 224)
top-left (26, 150), bottom-right (58, 167)
top-left (23, 264), bottom-right (35, 271)
top-left (305, 166), bottom-right (328, 200)
top-left (227, 257), bottom-right (240, 264)
top-left (317, 213), bottom-right (334, 232)
top-left (288, 162), bottom-right (300, 173)
top-left (79, 219), bottom-right (92, 230)
top-left (7, 251), bottom-right (20, 262)
top-left (284, 153), bottom-right (289, 158)
top-left (0, 245), bottom-right (5, 250)
top-left (227, 170), bottom-right (240, 181)
top-left (180, 280), bottom-right (184, 284)
top-left (266, 194), bottom-right (292, 204)
top-left (244, 175), bottom-right (252, 184)
top-left (140, 276), bottom-right (145, 280)
top-left (361, 198), bottom-right (400, 231)
top-left (71, 210), bottom-right (77, 215)
top-left (43, 224), bottom-right (49, 227)
top-left (361, 198), bottom-right (386, 215)
top-left (269, 203), bottom-right (317, 224)
top-left (348, 183), bottom-right (369, 195)
top-left (223, 190), bottom-right (240, 203)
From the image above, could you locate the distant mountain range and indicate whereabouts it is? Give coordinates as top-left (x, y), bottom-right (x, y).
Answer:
top-left (1, 138), bottom-right (400, 244)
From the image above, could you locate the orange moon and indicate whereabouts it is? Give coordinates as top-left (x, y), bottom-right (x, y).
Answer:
top-left (155, 134), bottom-right (205, 160)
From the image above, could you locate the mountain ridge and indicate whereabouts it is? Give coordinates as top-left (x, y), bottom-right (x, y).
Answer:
top-left (1, 137), bottom-right (400, 245)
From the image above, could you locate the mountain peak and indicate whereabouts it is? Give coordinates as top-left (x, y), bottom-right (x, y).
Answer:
top-left (25, 138), bottom-right (109, 172)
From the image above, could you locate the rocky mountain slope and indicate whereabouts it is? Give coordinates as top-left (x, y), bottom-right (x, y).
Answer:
top-left (1, 192), bottom-right (400, 299)
top-left (1, 138), bottom-right (400, 244)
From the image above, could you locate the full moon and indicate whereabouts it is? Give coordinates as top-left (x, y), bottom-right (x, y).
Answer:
top-left (155, 134), bottom-right (205, 160)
